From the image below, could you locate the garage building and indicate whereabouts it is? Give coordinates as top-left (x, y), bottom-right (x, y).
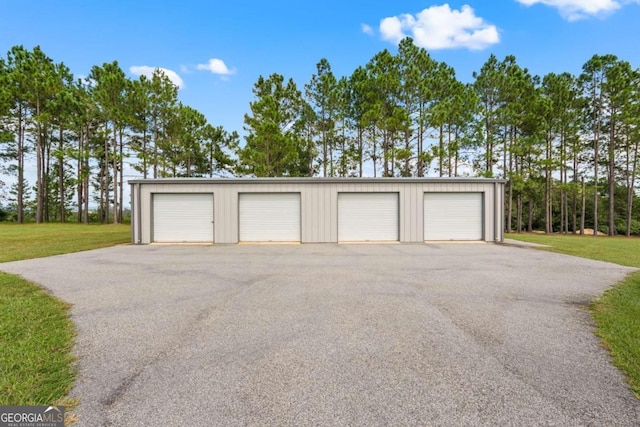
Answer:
top-left (130, 177), bottom-right (505, 244)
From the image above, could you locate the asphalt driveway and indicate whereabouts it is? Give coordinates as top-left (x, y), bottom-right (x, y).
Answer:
top-left (2, 243), bottom-right (640, 426)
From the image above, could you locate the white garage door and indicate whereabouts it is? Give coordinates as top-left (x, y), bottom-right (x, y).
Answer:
top-left (338, 193), bottom-right (398, 242)
top-left (239, 193), bottom-right (301, 242)
top-left (424, 193), bottom-right (483, 241)
top-left (153, 193), bottom-right (214, 242)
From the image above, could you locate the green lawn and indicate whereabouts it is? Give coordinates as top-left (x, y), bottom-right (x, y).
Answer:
top-left (0, 223), bottom-right (130, 406)
top-left (507, 233), bottom-right (640, 398)
top-left (0, 223), bottom-right (130, 263)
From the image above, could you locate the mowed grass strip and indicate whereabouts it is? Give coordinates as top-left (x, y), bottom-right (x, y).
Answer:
top-left (0, 223), bottom-right (130, 405)
top-left (506, 233), bottom-right (640, 267)
top-left (592, 273), bottom-right (640, 398)
top-left (0, 273), bottom-right (76, 405)
top-left (0, 223), bottom-right (130, 263)
top-left (507, 233), bottom-right (640, 398)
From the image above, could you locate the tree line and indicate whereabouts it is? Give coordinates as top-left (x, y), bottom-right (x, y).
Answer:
top-left (1, 41), bottom-right (639, 235)
top-left (0, 46), bottom-right (238, 224)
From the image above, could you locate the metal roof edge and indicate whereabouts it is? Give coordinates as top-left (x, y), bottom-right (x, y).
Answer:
top-left (128, 177), bottom-right (507, 184)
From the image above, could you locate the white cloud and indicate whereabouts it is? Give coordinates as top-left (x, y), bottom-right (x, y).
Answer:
top-left (379, 4), bottom-right (499, 50)
top-left (129, 66), bottom-right (185, 89)
top-left (196, 58), bottom-right (235, 75)
top-left (515, 0), bottom-right (638, 20)
top-left (380, 16), bottom-right (408, 44)
top-left (361, 23), bottom-right (374, 35)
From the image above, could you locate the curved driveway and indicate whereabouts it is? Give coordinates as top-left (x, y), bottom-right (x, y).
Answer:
top-left (2, 243), bottom-right (639, 426)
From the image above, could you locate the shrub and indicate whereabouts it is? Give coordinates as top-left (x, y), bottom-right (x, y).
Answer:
top-left (615, 219), bottom-right (640, 236)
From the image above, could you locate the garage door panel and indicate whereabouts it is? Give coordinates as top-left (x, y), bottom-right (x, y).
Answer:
top-left (338, 193), bottom-right (398, 242)
top-left (153, 193), bottom-right (214, 242)
top-left (424, 193), bottom-right (482, 241)
top-left (239, 193), bottom-right (301, 242)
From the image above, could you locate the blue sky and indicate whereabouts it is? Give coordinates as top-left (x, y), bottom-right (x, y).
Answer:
top-left (1, 0), bottom-right (639, 139)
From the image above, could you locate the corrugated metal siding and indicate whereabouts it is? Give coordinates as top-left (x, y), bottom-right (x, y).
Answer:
top-left (133, 180), bottom-right (504, 244)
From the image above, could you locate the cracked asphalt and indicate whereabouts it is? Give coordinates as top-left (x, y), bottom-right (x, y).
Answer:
top-left (2, 243), bottom-right (639, 426)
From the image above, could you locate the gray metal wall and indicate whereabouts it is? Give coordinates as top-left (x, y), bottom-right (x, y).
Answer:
top-left (130, 178), bottom-right (505, 244)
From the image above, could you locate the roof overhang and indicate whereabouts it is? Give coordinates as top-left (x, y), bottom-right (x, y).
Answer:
top-left (128, 177), bottom-right (507, 185)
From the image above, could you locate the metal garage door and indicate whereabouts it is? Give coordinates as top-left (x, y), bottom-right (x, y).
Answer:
top-left (424, 193), bottom-right (483, 241)
top-left (239, 193), bottom-right (301, 242)
top-left (153, 193), bottom-right (214, 242)
top-left (338, 193), bottom-right (399, 242)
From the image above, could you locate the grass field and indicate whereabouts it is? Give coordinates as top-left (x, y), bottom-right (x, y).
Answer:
top-left (0, 223), bottom-right (130, 263)
top-left (507, 233), bottom-right (640, 398)
top-left (0, 223), bottom-right (130, 406)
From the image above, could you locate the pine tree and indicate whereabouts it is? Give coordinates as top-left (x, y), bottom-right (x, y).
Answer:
top-left (305, 59), bottom-right (338, 177)
top-left (240, 74), bottom-right (312, 177)
top-left (89, 61), bottom-right (127, 223)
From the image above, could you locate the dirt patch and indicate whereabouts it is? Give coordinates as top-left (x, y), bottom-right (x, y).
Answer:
top-left (580, 228), bottom-right (607, 236)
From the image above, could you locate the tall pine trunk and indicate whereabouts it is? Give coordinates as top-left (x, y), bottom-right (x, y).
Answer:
top-left (83, 148), bottom-right (90, 225)
top-left (516, 194), bottom-right (523, 233)
top-left (626, 137), bottom-right (639, 236)
top-left (507, 126), bottom-right (514, 233)
top-left (83, 123), bottom-right (90, 224)
top-left (17, 106), bottom-right (25, 224)
top-left (77, 126), bottom-right (84, 223)
top-left (404, 126), bottom-right (411, 177)
top-left (580, 177), bottom-right (586, 235)
top-left (608, 114), bottom-right (616, 236)
top-left (112, 125), bottom-right (119, 224)
top-left (572, 151), bottom-right (578, 233)
top-left (103, 121), bottom-right (109, 223)
top-left (438, 124), bottom-right (444, 177)
top-left (545, 130), bottom-right (552, 234)
top-left (58, 125), bottom-right (65, 223)
top-left (447, 124), bottom-right (453, 177)
top-left (417, 103), bottom-right (424, 177)
top-left (559, 132), bottom-right (565, 234)
top-left (153, 117), bottom-right (158, 179)
top-left (119, 129), bottom-right (124, 222)
top-left (142, 127), bottom-right (148, 179)
top-left (371, 127), bottom-right (377, 178)
top-left (592, 89), bottom-right (601, 236)
top-left (383, 129), bottom-right (389, 177)
top-left (507, 180), bottom-right (513, 233)
top-left (36, 96), bottom-right (44, 223)
top-left (44, 131), bottom-right (51, 222)
top-left (358, 126), bottom-right (363, 177)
